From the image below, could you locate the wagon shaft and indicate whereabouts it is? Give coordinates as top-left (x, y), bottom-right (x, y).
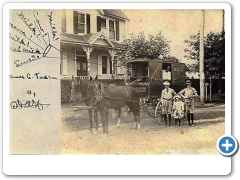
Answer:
top-left (70, 106), bottom-right (95, 110)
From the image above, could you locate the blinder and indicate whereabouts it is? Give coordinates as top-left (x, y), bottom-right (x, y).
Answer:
top-left (89, 81), bottom-right (104, 105)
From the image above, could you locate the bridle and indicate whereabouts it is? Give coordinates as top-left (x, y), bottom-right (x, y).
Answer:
top-left (89, 81), bottom-right (105, 105)
top-left (71, 78), bottom-right (92, 106)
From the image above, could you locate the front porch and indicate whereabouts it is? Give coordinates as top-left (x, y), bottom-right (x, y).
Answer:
top-left (60, 32), bottom-right (129, 80)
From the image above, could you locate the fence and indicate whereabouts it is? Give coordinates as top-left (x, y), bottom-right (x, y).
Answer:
top-left (61, 78), bottom-right (125, 103)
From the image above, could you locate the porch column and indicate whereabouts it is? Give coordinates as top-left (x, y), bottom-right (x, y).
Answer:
top-left (83, 46), bottom-right (93, 77)
top-left (108, 49), bottom-right (116, 78)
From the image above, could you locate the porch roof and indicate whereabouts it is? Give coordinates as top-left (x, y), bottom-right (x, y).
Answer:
top-left (60, 32), bottom-right (122, 49)
top-left (60, 32), bottom-right (87, 44)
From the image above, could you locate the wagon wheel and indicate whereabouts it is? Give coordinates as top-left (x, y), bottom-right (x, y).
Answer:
top-left (155, 101), bottom-right (163, 125)
top-left (146, 104), bottom-right (156, 118)
top-left (121, 106), bottom-right (134, 122)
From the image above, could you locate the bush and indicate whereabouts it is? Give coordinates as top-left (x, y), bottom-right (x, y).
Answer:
top-left (61, 79), bottom-right (71, 103)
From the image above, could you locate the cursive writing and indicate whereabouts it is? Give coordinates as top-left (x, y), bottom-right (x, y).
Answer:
top-left (17, 11), bottom-right (38, 37)
top-left (9, 72), bottom-right (58, 80)
top-left (10, 33), bottom-right (30, 46)
top-left (47, 11), bottom-right (59, 41)
top-left (10, 99), bottom-right (50, 110)
top-left (9, 46), bottom-right (41, 54)
top-left (33, 11), bottom-right (45, 34)
top-left (9, 22), bottom-right (26, 36)
top-left (14, 55), bottom-right (42, 67)
top-left (10, 46), bottom-right (21, 52)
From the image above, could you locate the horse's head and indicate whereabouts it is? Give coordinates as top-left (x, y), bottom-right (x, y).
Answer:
top-left (89, 80), bottom-right (104, 105)
top-left (70, 75), bottom-right (89, 103)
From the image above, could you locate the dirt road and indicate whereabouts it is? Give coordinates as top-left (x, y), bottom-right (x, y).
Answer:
top-left (61, 104), bottom-right (225, 155)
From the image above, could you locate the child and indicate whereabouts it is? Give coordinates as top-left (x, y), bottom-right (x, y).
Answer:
top-left (173, 95), bottom-right (185, 127)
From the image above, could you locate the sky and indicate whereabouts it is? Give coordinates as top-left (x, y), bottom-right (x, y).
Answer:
top-left (123, 10), bottom-right (223, 64)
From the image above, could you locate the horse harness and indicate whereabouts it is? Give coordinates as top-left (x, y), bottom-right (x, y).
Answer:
top-left (89, 82), bottom-right (139, 105)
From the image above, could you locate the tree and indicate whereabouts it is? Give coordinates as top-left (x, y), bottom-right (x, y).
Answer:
top-left (184, 31), bottom-right (225, 79)
top-left (116, 31), bottom-right (170, 65)
top-left (184, 31), bottom-right (225, 96)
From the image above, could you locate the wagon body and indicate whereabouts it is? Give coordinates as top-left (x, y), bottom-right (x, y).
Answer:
top-left (126, 59), bottom-right (187, 119)
top-left (127, 59), bottom-right (186, 98)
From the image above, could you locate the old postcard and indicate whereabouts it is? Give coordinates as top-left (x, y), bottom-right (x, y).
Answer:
top-left (3, 3), bottom-right (233, 175)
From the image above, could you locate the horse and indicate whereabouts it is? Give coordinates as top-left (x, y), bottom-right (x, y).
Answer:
top-left (89, 79), bottom-right (141, 133)
top-left (70, 75), bottom-right (99, 133)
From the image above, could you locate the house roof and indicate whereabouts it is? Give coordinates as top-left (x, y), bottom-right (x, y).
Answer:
top-left (60, 32), bottom-right (121, 49)
top-left (60, 32), bottom-right (87, 44)
top-left (102, 9), bottom-right (129, 20)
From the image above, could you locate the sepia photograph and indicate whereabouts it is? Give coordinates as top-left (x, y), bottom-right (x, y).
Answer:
top-left (4, 2), bottom-right (233, 175)
top-left (60, 9), bottom-right (225, 155)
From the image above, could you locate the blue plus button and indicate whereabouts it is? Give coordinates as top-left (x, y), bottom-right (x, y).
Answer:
top-left (217, 135), bottom-right (238, 156)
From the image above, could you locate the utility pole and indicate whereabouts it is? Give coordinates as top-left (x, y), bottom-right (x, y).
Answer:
top-left (222, 9), bottom-right (225, 32)
top-left (199, 10), bottom-right (205, 104)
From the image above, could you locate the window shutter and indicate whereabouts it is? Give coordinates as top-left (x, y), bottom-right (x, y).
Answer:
top-left (116, 20), bottom-right (120, 41)
top-left (86, 14), bottom-right (90, 34)
top-left (73, 11), bottom-right (78, 34)
top-left (97, 16), bottom-right (101, 32)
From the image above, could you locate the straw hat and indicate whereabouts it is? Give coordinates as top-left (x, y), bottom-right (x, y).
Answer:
top-left (186, 80), bottom-right (192, 84)
top-left (163, 81), bottom-right (170, 86)
top-left (174, 94), bottom-right (182, 100)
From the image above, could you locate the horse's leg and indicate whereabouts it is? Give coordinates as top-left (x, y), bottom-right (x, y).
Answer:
top-left (137, 105), bottom-right (141, 129)
top-left (94, 109), bottom-right (98, 132)
top-left (105, 109), bottom-right (109, 133)
top-left (99, 111), bottom-right (105, 133)
top-left (136, 115), bottom-right (141, 130)
top-left (129, 104), bottom-right (140, 129)
top-left (116, 108), bottom-right (121, 127)
top-left (88, 109), bottom-right (93, 133)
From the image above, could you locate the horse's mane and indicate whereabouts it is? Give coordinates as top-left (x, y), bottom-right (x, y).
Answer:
top-left (79, 79), bottom-right (90, 95)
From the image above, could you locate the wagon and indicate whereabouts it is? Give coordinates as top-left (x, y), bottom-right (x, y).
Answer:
top-left (125, 58), bottom-right (187, 124)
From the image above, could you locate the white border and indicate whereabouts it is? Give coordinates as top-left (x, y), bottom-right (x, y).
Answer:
top-left (3, 3), bottom-right (231, 175)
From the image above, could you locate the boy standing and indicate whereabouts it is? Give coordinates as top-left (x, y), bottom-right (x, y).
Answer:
top-left (161, 81), bottom-right (176, 126)
top-left (179, 80), bottom-right (198, 126)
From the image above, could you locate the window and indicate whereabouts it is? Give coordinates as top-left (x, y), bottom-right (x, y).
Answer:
top-left (76, 51), bottom-right (87, 76)
top-left (102, 56), bottom-right (108, 74)
top-left (73, 11), bottom-right (90, 34)
top-left (109, 20), bottom-right (120, 41)
top-left (97, 16), bottom-right (106, 32)
top-left (162, 63), bottom-right (171, 81)
top-left (78, 14), bottom-right (85, 33)
top-left (109, 20), bottom-right (115, 40)
top-left (101, 18), bottom-right (106, 28)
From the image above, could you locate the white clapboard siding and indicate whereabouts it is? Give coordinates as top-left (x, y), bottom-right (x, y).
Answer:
top-left (61, 51), bottom-right (68, 75)
top-left (98, 55), bottom-right (102, 75)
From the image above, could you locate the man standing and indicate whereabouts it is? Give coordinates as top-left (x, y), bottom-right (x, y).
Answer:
top-left (179, 80), bottom-right (198, 126)
top-left (161, 81), bottom-right (176, 126)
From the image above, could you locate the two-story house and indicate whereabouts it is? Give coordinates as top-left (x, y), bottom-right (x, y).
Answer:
top-left (60, 9), bottom-right (129, 80)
